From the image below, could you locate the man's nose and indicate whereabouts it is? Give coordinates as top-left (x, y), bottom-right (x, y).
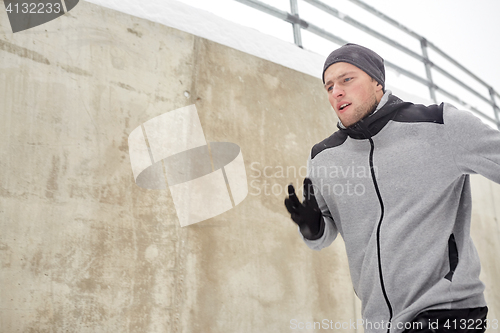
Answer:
top-left (331, 85), bottom-right (345, 99)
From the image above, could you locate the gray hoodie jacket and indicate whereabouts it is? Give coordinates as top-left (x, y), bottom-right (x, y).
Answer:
top-left (304, 93), bottom-right (500, 333)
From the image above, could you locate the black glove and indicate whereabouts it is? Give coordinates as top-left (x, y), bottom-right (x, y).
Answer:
top-left (284, 178), bottom-right (324, 240)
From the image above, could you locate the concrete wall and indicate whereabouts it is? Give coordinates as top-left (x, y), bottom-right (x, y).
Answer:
top-left (0, 1), bottom-right (499, 332)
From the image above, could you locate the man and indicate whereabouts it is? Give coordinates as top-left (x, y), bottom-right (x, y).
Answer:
top-left (284, 43), bottom-right (500, 333)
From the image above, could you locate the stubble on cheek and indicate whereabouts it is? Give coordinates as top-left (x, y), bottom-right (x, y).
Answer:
top-left (354, 94), bottom-right (379, 124)
top-left (340, 95), bottom-right (378, 127)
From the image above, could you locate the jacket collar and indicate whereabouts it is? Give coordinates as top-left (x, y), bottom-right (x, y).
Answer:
top-left (339, 94), bottom-right (412, 139)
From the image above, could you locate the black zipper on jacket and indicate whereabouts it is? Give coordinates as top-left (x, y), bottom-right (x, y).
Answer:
top-left (369, 138), bottom-right (393, 333)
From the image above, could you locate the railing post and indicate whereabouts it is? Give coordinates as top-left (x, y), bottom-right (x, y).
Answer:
top-left (290, 0), bottom-right (303, 48)
top-left (489, 87), bottom-right (500, 130)
top-left (420, 38), bottom-right (437, 103)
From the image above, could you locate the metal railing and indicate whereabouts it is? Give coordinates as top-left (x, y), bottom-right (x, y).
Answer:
top-left (233, 0), bottom-right (500, 129)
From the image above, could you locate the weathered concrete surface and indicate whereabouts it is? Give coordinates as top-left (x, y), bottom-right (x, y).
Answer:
top-left (471, 174), bottom-right (500, 329)
top-left (0, 2), bottom-right (352, 332)
top-left (0, 1), bottom-right (499, 333)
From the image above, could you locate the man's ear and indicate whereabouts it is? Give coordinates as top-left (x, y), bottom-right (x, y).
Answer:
top-left (371, 78), bottom-right (384, 92)
top-left (374, 81), bottom-right (385, 95)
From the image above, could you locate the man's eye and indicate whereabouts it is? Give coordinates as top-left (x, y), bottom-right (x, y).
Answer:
top-left (344, 77), bottom-right (352, 82)
top-left (327, 86), bottom-right (333, 92)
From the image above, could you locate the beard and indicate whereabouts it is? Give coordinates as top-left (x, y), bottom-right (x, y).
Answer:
top-left (342, 93), bottom-right (379, 128)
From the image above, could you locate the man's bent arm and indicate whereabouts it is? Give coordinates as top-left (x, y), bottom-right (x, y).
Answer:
top-left (300, 156), bottom-right (339, 250)
top-left (444, 103), bottom-right (500, 183)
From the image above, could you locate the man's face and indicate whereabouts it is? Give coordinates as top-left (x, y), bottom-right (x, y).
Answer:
top-left (323, 62), bottom-right (384, 127)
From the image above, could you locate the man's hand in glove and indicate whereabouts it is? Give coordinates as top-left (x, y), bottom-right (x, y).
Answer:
top-left (284, 178), bottom-right (325, 240)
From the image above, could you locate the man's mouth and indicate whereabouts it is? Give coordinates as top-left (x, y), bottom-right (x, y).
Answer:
top-left (338, 103), bottom-right (352, 112)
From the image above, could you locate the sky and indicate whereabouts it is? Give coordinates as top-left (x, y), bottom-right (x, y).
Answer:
top-left (176, 0), bottom-right (500, 123)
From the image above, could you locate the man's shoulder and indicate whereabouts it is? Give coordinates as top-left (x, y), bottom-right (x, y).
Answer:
top-left (310, 100), bottom-right (446, 160)
top-left (392, 102), bottom-right (444, 124)
top-left (311, 130), bottom-right (349, 160)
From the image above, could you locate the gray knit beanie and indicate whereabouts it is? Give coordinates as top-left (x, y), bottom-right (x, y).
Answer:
top-left (322, 43), bottom-right (385, 89)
